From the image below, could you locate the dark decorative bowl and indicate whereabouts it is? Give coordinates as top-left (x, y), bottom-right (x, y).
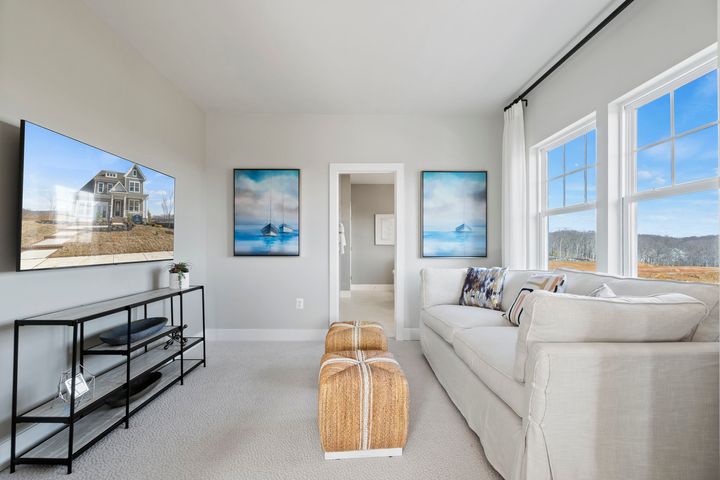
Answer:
top-left (106, 371), bottom-right (163, 408)
top-left (99, 317), bottom-right (167, 346)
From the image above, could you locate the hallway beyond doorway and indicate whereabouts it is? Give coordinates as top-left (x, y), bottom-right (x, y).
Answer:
top-left (339, 290), bottom-right (395, 338)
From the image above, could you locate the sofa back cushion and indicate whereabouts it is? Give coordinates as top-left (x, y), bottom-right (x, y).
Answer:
top-left (421, 268), bottom-right (468, 308)
top-left (554, 268), bottom-right (720, 342)
top-left (554, 268), bottom-right (619, 295)
top-left (513, 290), bottom-right (708, 382)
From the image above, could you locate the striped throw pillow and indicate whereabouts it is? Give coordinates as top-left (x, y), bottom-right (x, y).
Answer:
top-left (505, 273), bottom-right (567, 326)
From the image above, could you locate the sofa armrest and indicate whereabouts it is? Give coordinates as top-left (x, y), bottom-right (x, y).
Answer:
top-left (420, 268), bottom-right (468, 308)
top-left (516, 342), bottom-right (719, 480)
top-left (513, 290), bottom-right (706, 382)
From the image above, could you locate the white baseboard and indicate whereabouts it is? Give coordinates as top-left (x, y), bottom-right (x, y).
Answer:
top-left (206, 328), bottom-right (326, 341)
top-left (206, 328), bottom-right (417, 342)
top-left (340, 290), bottom-right (351, 298)
top-left (325, 448), bottom-right (402, 460)
top-left (351, 284), bottom-right (394, 291)
top-left (401, 328), bottom-right (420, 341)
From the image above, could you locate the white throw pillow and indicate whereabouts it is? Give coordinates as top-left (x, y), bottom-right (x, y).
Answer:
top-left (589, 283), bottom-right (616, 298)
top-left (513, 290), bottom-right (708, 382)
top-left (505, 273), bottom-right (567, 326)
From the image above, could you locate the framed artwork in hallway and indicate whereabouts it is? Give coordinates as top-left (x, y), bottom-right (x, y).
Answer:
top-left (233, 169), bottom-right (300, 256)
top-left (421, 171), bottom-right (487, 258)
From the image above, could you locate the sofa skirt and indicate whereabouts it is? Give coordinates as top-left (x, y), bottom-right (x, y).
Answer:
top-left (420, 322), bottom-right (523, 480)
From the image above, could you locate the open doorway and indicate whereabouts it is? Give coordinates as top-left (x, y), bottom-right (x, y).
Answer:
top-left (339, 173), bottom-right (395, 336)
top-left (329, 163), bottom-right (405, 340)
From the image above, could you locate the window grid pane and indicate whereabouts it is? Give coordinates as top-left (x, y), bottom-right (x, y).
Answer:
top-left (544, 130), bottom-right (597, 209)
top-left (633, 71), bottom-right (719, 193)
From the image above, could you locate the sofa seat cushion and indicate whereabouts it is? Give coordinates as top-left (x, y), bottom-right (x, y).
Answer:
top-left (453, 327), bottom-right (526, 417)
top-left (421, 305), bottom-right (511, 344)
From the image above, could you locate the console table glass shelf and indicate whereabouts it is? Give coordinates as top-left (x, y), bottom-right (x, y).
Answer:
top-left (10, 285), bottom-right (207, 474)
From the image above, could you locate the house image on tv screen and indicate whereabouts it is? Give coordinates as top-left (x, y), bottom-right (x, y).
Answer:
top-left (76, 165), bottom-right (149, 221)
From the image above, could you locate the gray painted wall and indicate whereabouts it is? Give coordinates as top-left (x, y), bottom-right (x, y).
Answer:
top-left (339, 175), bottom-right (352, 291)
top-left (521, 0), bottom-right (716, 272)
top-left (0, 0), bottom-right (207, 464)
top-left (351, 184), bottom-right (395, 285)
top-left (205, 113), bottom-right (503, 332)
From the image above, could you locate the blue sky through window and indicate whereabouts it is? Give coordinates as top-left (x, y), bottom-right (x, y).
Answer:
top-left (638, 190), bottom-right (718, 237)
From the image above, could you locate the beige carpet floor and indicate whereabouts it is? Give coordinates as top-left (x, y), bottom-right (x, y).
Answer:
top-left (3, 340), bottom-right (502, 480)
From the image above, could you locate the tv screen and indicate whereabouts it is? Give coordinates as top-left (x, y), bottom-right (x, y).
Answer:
top-left (17, 121), bottom-right (175, 271)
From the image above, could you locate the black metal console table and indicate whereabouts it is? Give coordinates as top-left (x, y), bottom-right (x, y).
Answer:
top-left (10, 285), bottom-right (207, 474)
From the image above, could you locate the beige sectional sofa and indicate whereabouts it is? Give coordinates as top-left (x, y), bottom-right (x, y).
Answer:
top-left (420, 267), bottom-right (719, 480)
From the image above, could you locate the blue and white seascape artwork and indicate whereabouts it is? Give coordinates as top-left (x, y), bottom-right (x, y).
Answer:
top-left (234, 169), bottom-right (300, 256)
top-left (422, 171), bottom-right (487, 257)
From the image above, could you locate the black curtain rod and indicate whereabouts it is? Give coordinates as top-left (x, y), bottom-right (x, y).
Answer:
top-left (503, 0), bottom-right (636, 112)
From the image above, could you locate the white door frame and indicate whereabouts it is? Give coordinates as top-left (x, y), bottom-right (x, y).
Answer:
top-left (329, 163), bottom-right (406, 340)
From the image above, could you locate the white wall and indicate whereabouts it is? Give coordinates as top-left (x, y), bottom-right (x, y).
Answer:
top-left (351, 183), bottom-right (395, 285)
top-left (0, 0), bottom-right (206, 465)
top-left (522, 0), bottom-right (717, 272)
top-left (205, 113), bottom-right (502, 333)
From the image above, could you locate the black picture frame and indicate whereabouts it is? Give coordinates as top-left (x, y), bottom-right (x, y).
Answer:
top-left (233, 168), bottom-right (301, 257)
top-left (421, 170), bottom-right (488, 258)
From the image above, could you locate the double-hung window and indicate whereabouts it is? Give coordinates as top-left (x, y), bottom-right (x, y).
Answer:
top-left (624, 62), bottom-right (718, 283)
top-left (538, 119), bottom-right (597, 271)
top-left (129, 181), bottom-right (140, 193)
top-left (127, 199), bottom-right (141, 212)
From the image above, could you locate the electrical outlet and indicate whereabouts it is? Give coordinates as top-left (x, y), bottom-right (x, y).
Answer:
top-left (296, 298), bottom-right (304, 309)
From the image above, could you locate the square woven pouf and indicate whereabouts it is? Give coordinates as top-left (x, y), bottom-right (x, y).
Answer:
top-left (324, 321), bottom-right (387, 354)
top-left (318, 350), bottom-right (408, 459)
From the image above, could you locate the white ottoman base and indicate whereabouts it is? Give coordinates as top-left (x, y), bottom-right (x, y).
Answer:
top-left (324, 448), bottom-right (403, 460)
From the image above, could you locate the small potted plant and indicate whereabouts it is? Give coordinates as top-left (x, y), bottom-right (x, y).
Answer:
top-left (168, 261), bottom-right (190, 290)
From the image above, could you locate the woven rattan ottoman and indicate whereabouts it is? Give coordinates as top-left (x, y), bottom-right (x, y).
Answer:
top-left (318, 349), bottom-right (408, 459)
top-left (324, 321), bottom-right (387, 354)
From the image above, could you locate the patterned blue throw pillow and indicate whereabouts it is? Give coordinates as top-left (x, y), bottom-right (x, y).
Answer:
top-left (459, 267), bottom-right (508, 310)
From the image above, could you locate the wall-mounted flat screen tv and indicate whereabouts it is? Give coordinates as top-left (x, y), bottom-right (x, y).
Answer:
top-left (17, 120), bottom-right (175, 271)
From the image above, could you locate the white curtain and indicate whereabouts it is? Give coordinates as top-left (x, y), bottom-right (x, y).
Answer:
top-left (501, 102), bottom-right (527, 269)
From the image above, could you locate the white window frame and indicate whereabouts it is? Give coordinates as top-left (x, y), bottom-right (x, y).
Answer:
top-left (96, 181), bottom-right (104, 194)
top-left (105, 172), bottom-right (117, 178)
top-left (127, 199), bottom-right (141, 213)
top-left (530, 113), bottom-right (597, 270)
top-left (618, 50), bottom-right (719, 277)
top-left (128, 180), bottom-right (140, 193)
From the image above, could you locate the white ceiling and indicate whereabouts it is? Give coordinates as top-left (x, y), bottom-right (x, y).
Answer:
top-left (350, 173), bottom-right (395, 184)
top-left (84, 0), bottom-right (614, 114)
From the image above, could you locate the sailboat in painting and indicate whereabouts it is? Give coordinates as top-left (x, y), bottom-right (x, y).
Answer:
top-left (278, 191), bottom-right (295, 234)
top-left (261, 179), bottom-right (278, 237)
top-left (455, 180), bottom-right (472, 233)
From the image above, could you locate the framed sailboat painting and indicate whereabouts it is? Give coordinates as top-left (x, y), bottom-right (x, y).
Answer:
top-left (233, 169), bottom-right (300, 256)
top-left (421, 171), bottom-right (487, 258)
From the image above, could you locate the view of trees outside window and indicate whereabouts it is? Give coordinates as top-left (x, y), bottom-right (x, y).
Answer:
top-left (548, 209), bottom-right (596, 271)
